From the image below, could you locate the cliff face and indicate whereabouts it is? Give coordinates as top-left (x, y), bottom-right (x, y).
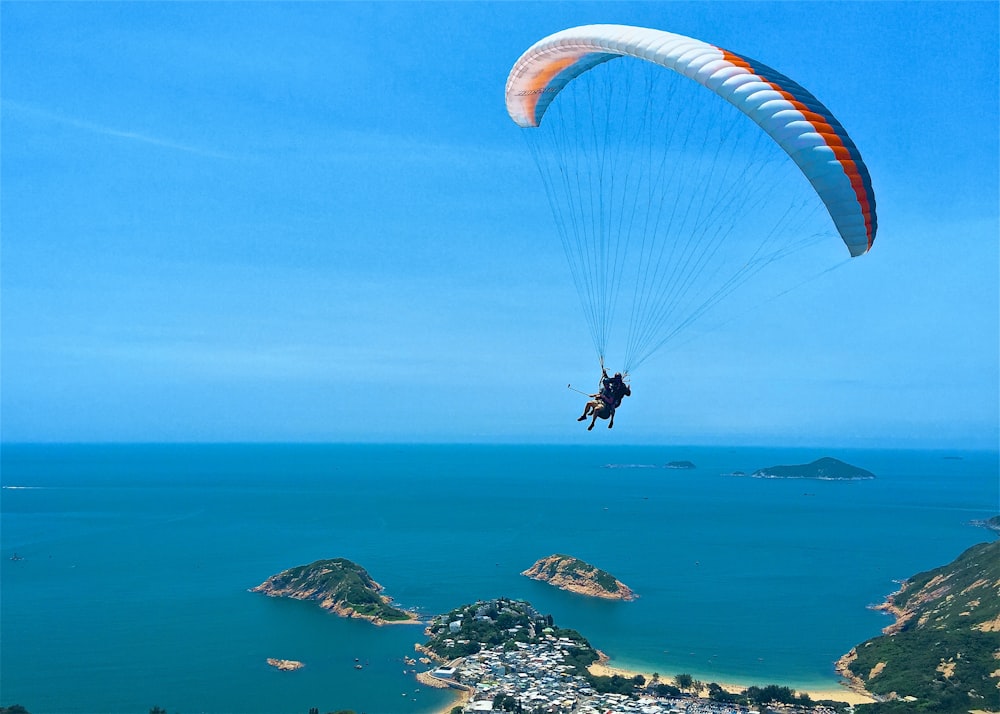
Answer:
top-left (836, 540), bottom-right (1000, 712)
top-left (522, 554), bottom-right (636, 601)
top-left (250, 557), bottom-right (418, 625)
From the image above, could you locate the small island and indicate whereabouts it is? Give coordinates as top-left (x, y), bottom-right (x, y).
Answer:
top-left (749, 457), bottom-right (875, 481)
top-left (266, 658), bottom-right (304, 671)
top-left (666, 460), bottom-right (696, 469)
top-left (250, 557), bottom-right (420, 625)
top-left (522, 554), bottom-right (636, 601)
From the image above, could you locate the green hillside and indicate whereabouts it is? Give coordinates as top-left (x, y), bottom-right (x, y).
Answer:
top-left (251, 557), bottom-right (416, 623)
top-left (843, 540), bottom-right (1000, 713)
top-left (752, 456), bottom-right (875, 480)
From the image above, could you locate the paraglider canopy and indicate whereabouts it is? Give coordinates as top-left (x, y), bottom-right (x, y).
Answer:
top-left (506, 25), bottom-right (876, 372)
top-left (506, 24), bottom-right (876, 256)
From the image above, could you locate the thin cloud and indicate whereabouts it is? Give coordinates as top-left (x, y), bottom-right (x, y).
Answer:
top-left (2, 99), bottom-right (234, 159)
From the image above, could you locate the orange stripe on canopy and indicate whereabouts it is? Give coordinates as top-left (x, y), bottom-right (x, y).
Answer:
top-left (520, 56), bottom-right (585, 126)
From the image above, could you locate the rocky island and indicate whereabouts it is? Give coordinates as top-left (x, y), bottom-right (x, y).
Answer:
top-left (250, 557), bottom-right (419, 625)
top-left (666, 460), bottom-right (696, 469)
top-left (522, 554), bottom-right (636, 601)
top-left (749, 456), bottom-right (875, 480)
top-left (266, 658), bottom-right (304, 671)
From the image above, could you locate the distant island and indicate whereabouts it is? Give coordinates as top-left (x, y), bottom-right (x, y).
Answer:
top-left (971, 514), bottom-right (1000, 534)
top-left (749, 457), bottom-right (875, 480)
top-left (522, 554), bottom-right (636, 601)
top-left (266, 658), bottom-right (303, 671)
top-left (250, 557), bottom-right (420, 625)
top-left (838, 539), bottom-right (999, 713)
top-left (666, 460), bottom-right (696, 469)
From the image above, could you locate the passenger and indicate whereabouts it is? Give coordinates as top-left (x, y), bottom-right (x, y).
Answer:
top-left (577, 366), bottom-right (630, 429)
top-left (608, 372), bottom-right (630, 407)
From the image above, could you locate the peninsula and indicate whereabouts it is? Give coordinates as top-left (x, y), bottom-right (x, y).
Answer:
top-left (419, 597), bottom-right (853, 712)
top-left (522, 554), bottom-right (637, 601)
top-left (250, 557), bottom-right (419, 625)
top-left (749, 457), bottom-right (875, 480)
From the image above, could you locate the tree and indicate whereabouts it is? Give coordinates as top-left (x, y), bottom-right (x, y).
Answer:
top-left (652, 682), bottom-right (682, 697)
top-left (492, 693), bottom-right (518, 712)
top-left (707, 682), bottom-right (739, 703)
top-left (744, 684), bottom-right (798, 705)
top-left (673, 673), bottom-right (694, 691)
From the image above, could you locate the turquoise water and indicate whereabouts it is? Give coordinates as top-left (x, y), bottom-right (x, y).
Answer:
top-left (2, 444), bottom-right (997, 713)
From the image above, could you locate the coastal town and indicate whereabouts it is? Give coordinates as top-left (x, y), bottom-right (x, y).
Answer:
top-left (417, 599), bottom-right (855, 714)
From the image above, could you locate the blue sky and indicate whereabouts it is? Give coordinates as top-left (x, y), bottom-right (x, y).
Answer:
top-left (2, 1), bottom-right (997, 447)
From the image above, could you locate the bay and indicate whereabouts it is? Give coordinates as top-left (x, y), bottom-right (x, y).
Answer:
top-left (1, 444), bottom-right (996, 713)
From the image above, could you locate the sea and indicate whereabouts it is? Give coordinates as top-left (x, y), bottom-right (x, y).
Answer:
top-left (1, 444), bottom-right (997, 714)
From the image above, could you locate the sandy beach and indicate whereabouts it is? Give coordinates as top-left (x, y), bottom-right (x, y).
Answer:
top-left (433, 689), bottom-right (472, 714)
top-left (421, 671), bottom-right (471, 714)
top-left (427, 653), bottom-right (874, 713)
top-left (587, 657), bottom-right (875, 706)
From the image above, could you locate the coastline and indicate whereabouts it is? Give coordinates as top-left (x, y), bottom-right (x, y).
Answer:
top-left (587, 653), bottom-right (875, 706)
top-left (432, 689), bottom-right (472, 714)
top-left (12, 444), bottom-right (993, 714)
top-left (418, 671), bottom-right (472, 714)
top-left (420, 653), bottom-right (875, 714)
top-left (377, 615), bottom-right (425, 626)
top-left (421, 649), bottom-right (875, 714)
top-left (432, 690), bottom-right (472, 714)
